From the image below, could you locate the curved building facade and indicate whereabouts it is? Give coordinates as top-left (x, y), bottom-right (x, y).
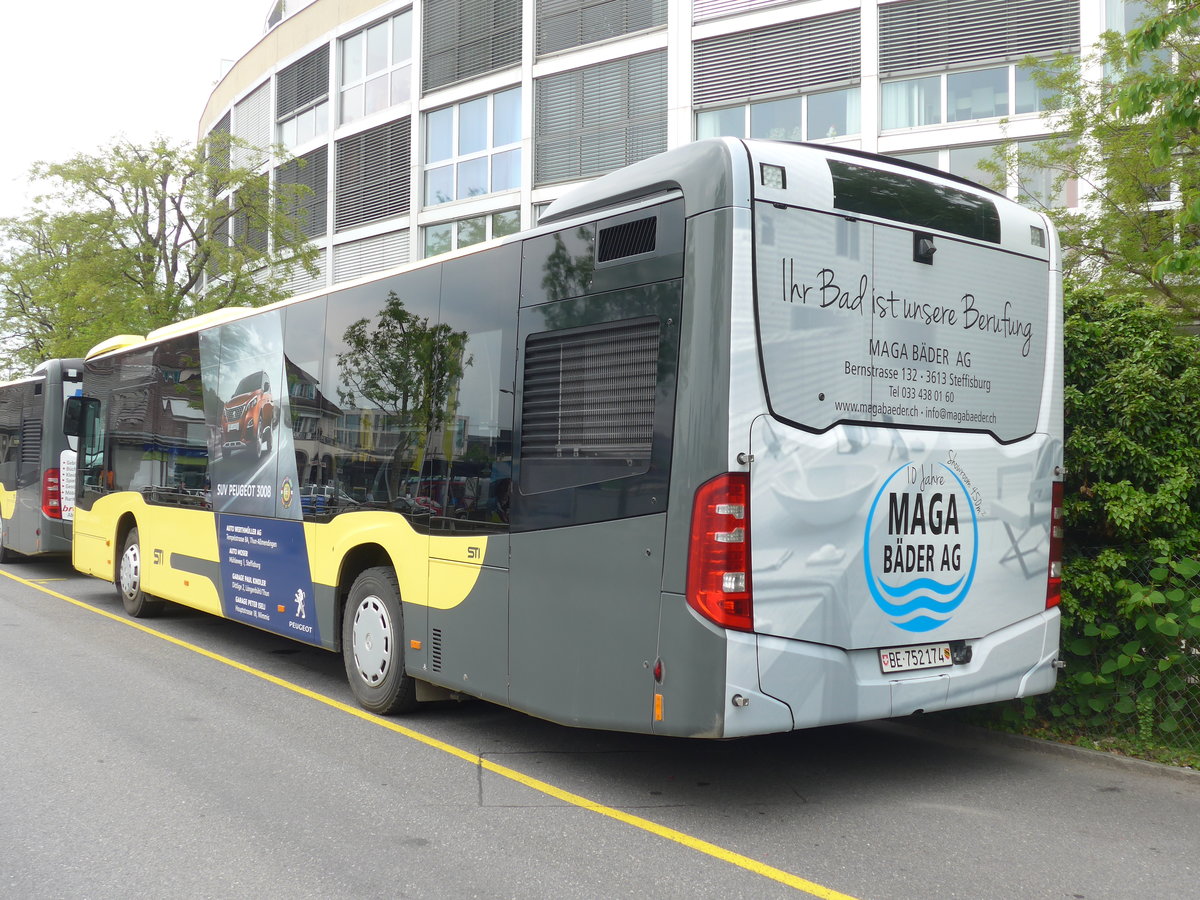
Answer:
top-left (199, 0), bottom-right (1123, 295)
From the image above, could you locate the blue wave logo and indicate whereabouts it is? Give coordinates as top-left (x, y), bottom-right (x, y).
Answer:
top-left (863, 462), bottom-right (979, 632)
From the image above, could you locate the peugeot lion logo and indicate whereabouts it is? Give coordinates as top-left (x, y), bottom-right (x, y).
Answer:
top-left (863, 462), bottom-right (979, 633)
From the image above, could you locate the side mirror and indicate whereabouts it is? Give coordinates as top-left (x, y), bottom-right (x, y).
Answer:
top-left (63, 396), bottom-right (99, 437)
top-left (63, 396), bottom-right (83, 437)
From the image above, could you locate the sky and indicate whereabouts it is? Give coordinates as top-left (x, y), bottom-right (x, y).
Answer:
top-left (0, 0), bottom-right (273, 219)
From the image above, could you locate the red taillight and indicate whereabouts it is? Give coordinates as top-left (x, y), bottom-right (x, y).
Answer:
top-left (1046, 480), bottom-right (1064, 608)
top-left (42, 467), bottom-right (62, 520)
top-left (686, 473), bottom-right (753, 632)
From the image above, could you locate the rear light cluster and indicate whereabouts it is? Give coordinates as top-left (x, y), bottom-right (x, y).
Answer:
top-left (42, 467), bottom-right (62, 520)
top-left (1046, 480), bottom-right (1064, 608)
top-left (686, 473), bottom-right (753, 632)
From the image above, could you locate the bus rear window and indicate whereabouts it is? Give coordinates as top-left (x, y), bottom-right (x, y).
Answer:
top-left (828, 160), bottom-right (1001, 244)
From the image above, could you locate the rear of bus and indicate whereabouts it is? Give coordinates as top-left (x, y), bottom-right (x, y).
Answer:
top-left (683, 140), bottom-right (1062, 736)
top-left (0, 359), bottom-right (82, 559)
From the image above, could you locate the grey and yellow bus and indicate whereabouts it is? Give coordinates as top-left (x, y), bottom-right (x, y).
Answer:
top-left (67, 139), bottom-right (1063, 737)
top-left (0, 359), bottom-right (83, 561)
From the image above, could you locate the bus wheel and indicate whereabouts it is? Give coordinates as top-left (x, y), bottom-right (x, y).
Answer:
top-left (342, 567), bottom-right (417, 715)
top-left (117, 527), bottom-right (164, 618)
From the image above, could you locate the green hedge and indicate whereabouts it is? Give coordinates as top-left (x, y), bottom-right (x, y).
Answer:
top-left (981, 287), bottom-right (1200, 766)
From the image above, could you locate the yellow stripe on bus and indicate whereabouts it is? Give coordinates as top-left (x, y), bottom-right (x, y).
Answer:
top-left (0, 486), bottom-right (16, 520)
top-left (2, 567), bottom-right (859, 900)
top-left (73, 495), bottom-right (489, 613)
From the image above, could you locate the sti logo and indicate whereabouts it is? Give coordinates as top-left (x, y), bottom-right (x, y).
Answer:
top-left (863, 461), bottom-right (979, 633)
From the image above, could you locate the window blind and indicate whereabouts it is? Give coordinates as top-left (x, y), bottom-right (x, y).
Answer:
top-left (879, 0), bottom-right (1080, 76)
top-left (334, 118), bottom-right (411, 232)
top-left (693, 10), bottom-right (861, 106)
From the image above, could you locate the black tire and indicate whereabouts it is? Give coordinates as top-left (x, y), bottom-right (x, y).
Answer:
top-left (342, 567), bottom-right (417, 715)
top-left (117, 527), bottom-right (165, 617)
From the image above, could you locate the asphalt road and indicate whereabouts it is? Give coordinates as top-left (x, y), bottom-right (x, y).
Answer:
top-left (1, 557), bottom-right (1197, 900)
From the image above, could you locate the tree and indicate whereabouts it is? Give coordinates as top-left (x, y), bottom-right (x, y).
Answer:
top-left (1117, 1), bottom-right (1200, 281)
top-left (1002, 1), bottom-right (1200, 313)
top-left (0, 135), bottom-right (318, 372)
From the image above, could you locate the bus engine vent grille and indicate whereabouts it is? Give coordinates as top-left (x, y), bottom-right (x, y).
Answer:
top-left (19, 420), bottom-right (42, 467)
top-left (520, 317), bottom-right (659, 490)
top-left (597, 216), bottom-right (657, 263)
top-left (430, 628), bottom-right (443, 672)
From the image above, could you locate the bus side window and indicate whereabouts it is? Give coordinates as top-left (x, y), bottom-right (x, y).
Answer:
top-left (0, 392), bottom-right (19, 489)
top-left (143, 336), bottom-right (208, 507)
top-left (435, 246), bottom-right (519, 534)
top-left (323, 268), bottom-right (442, 526)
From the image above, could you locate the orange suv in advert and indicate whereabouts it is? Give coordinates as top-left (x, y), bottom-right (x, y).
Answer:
top-left (222, 371), bottom-right (274, 458)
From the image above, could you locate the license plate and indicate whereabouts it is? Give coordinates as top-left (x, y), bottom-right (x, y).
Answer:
top-left (879, 642), bottom-right (953, 674)
top-left (226, 423), bottom-right (238, 432)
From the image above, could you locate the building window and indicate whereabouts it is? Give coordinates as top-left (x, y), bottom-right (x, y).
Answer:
top-left (423, 0), bottom-right (522, 93)
top-left (692, 10), bottom-right (860, 108)
top-left (280, 104), bottom-right (330, 150)
top-left (340, 10), bottom-right (413, 126)
top-left (696, 106), bottom-right (747, 140)
top-left (1015, 63), bottom-right (1058, 115)
top-left (889, 149), bottom-right (941, 170)
top-left (807, 88), bottom-right (860, 140)
top-left (535, 51), bottom-right (667, 186)
top-left (947, 144), bottom-right (1002, 189)
top-left (1106, 0), bottom-right (1154, 32)
top-left (882, 61), bottom-right (1065, 131)
top-left (887, 143), bottom-right (1077, 210)
top-left (335, 118), bottom-right (411, 232)
top-left (749, 96), bottom-right (802, 141)
top-left (947, 66), bottom-right (1008, 122)
top-left (424, 88), bottom-right (522, 207)
top-left (536, 0), bottom-right (667, 56)
top-left (233, 81), bottom-right (272, 169)
top-left (697, 87), bottom-right (860, 142)
top-left (424, 210), bottom-right (520, 257)
top-left (881, 76), bottom-right (942, 129)
top-left (878, 0), bottom-right (1079, 76)
top-left (1016, 140), bottom-right (1078, 209)
top-left (1106, 1), bottom-right (1168, 71)
top-left (277, 147), bottom-right (328, 238)
top-left (277, 46), bottom-right (330, 151)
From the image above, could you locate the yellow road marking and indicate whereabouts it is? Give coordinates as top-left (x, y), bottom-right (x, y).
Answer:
top-left (2, 567), bottom-right (858, 899)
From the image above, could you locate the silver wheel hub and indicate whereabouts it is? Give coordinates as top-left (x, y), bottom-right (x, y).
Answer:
top-left (351, 594), bottom-right (392, 686)
top-left (119, 543), bottom-right (140, 600)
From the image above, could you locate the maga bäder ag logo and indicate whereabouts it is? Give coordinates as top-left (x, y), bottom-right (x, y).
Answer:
top-left (863, 461), bottom-right (979, 633)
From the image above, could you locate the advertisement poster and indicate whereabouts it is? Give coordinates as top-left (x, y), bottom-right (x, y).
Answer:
top-left (214, 513), bottom-right (319, 645)
top-left (59, 449), bottom-right (76, 522)
top-left (200, 311), bottom-right (318, 645)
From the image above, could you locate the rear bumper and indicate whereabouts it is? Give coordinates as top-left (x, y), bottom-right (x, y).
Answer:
top-left (741, 608), bottom-right (1060, 732)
